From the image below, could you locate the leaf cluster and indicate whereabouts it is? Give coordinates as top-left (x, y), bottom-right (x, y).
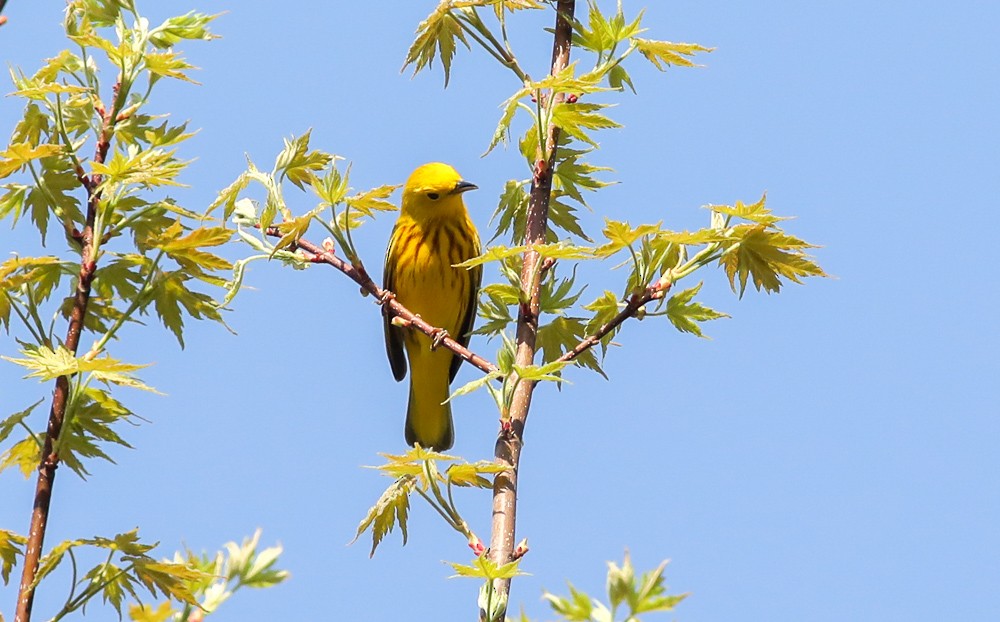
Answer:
top-left (1, 2), bottom-right (234, 488)
top-left (213, 129), bottom-right (401, 305)
top-left (130, 529), bottom-right (288, 621)
top-left (0, 524), bottom-right (286, 622)
top-left (541, 551), bottom-right (686, 622)
top-left (353, 447), bottom-right (506, 557)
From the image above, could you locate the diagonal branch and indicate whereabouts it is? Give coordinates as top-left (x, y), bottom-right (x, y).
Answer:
top-left (262, 230), bottom-right (499, 376)
top-left (557, 278), bottom-right (673, 364)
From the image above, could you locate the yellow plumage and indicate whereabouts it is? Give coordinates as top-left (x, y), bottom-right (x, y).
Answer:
top-left (383, 163), bottom-right (482, 451)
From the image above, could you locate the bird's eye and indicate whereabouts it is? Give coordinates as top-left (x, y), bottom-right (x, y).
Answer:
top-left (426, 192), bottom-right (440, 200)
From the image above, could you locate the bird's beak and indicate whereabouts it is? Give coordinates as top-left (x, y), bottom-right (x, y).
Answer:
top-left (451, 180), bottom-right (478, 195)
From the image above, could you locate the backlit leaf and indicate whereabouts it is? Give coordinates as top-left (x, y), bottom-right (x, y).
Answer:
top-left (352, 475), bottom-right (415, 557)
top-left (665, 282), bottom-right (729, 338)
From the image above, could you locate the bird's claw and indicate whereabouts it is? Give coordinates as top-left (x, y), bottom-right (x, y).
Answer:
top-left (430, 328), bottom-right (449, 350)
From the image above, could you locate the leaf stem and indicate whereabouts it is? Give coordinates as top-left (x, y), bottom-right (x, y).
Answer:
top-left (4, 291), bottom-right (46, 346)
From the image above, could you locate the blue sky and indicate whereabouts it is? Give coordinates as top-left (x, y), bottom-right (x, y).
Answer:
top-left (2, 1), bottom-right (998, 621)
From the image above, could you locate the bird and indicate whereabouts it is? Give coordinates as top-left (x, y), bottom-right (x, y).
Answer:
top-left (383, 162), bottom-right (482, 451)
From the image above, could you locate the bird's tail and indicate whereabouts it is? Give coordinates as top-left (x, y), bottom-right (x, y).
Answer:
top-left (404, 352), bottom-right (455, 451)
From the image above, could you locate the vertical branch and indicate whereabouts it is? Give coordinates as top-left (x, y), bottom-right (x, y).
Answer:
top-left (488, 0), bottom-right (575, 611)
top-left (14, 85), bottom-right (120, 622)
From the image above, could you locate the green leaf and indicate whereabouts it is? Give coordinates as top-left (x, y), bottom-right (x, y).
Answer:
top-left (543, 583), bottom-right (594, 621)
top-left (719, 224), bottom-right (826, 296)
top-left (0, 399), bottom-right (44, 446)
top-left (148, 11), bottom-right (219, 48)
top-left (133, 559), bottom-right (205, 607)
top-left (0, 143), bottom-right (63, 179)
top-left (310, 161), bottom-right (350, 207)
top-left (475, 286), bottom-right (516, 336)
top-left (445, 460), bottom-right (506, 488)
top-left (59, 386), bottom-right (138, 477)
top-left (128, 601), bottom-right (177, 622)
top-left (83, 562), bottom-right (134, 614)
top-left (91, 146), bottom-right (187, 190)
top-left (634, 38), bottom-right (713, 70)
top-left (151, 271), bottom-right (225, 347)
top-left (0, 184), bottom-right (30, 224)
top-left (550, 101), bottom-right (621, 148)
top-left (583, 289), bottom-right (622, 354)
top-left (593, 219), bottom-right (661, 257)
top-left (448, 370), bottom-right (502, 402)
top-left (448, 555), bottom-right (524, 581)
top-left (552, 152), bottom-right (613, 207)
top-left (345, 184), bottom-right (400, 217)
top-left (455, 244), bottom-right (527, 268)
top-left (665, 282), bottom-right (729, 338)
top-left (708, 193), bottom-right (789, 226)
top-left (403, 2), bottom-right (471, 87)
top-left (274, 130), bottom-right (333, 191)
top-left (0, 436), bottom-right (43, 478)
top-left (533, 241), bottom-right (593, 261)
top-left (606, 550), bottom-right (635, 609)
top-left (352, 475), bottom-right (415, 557)
top-left (538, 266), bottom-right (586, 316)
top-left (631, 559), bottom-right (687, 615)
top-left (11, 103), bottom-right (53, 146)
top-left (490, 179), bottom-right (529, 243)
top-left (208, 171), bottom-right (251, 218)
top-left (34, 538), bottom-right (83, 585)
top-left (536, 315), bottom-right (604, 377)
top-left (485, 87), bottom-right (531, 155)
top-left (1, 345), bottom-right (150, 383)
top-left (513, 360), bottom-right (570, 383)
top-left (31, 49), bottom-right (84, 83)
top-left (143, 51), bottom-right (199, 83)
top-left (531, 62), bottom-right (610, 96)
top-left (548, 195), bottom-right (591, 241)
top-left (0, 529), bottom-right (27, 585)
top-left (571, 0), bottom-right (644, 56)
top-left (607, 63), bottom-right (636, 93)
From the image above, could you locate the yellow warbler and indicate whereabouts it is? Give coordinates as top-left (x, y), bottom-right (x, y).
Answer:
top-left (383, 163), bottom-right (482, 451)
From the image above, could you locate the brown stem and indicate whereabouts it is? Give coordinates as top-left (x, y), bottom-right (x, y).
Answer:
top-left (556, 280), bottom-right (672, 365)
top-left (14, 84), bottom-right (120, 622)
top-left (487, 0), bottom-right (575, 616)
top-left (263, 230), bottom-right (499, 376)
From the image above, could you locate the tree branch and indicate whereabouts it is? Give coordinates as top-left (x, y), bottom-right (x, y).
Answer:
top-left (487, 0), bottom-right (575, 616)
top-left (556, 279), bottom-right (672, 364)
top-left (14, 82), bottom-right (125, 622)
top-left (262, 230), bottom-right (499, 376)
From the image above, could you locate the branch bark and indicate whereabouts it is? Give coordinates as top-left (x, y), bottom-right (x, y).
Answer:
top-left (487, 0), bottom-right (576, 614)
top-left (556, 278), bottom-right (673, 364)
top-left (14, 83), bottom-right (122, 622)
top-left (263, 231), bottom-right (499, 376)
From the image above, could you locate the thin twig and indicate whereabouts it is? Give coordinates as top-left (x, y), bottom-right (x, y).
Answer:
top-left (556, 279), bottom-right (672, 364)
top-left (261, 229), bottom-right (499, 376)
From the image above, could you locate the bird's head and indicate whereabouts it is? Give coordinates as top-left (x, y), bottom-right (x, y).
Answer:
top-left (401, 162), bottom-right (477, 219)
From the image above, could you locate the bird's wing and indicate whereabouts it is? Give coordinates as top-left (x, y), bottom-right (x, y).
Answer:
top-left (450, 241), bottom-right (482, 383)
top-left (383, 224), bottom-right (408, 382)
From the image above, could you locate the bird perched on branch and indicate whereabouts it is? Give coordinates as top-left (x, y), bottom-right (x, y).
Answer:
top-left (383, 163), bottom-right (482, 451)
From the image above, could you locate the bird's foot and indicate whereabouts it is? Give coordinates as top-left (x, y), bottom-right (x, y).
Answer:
top-left (430, 328), bottom-right (450, 350)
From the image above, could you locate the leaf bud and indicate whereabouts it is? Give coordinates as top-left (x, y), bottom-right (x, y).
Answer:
top-left (468, 534), bottom-right (486, 557)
